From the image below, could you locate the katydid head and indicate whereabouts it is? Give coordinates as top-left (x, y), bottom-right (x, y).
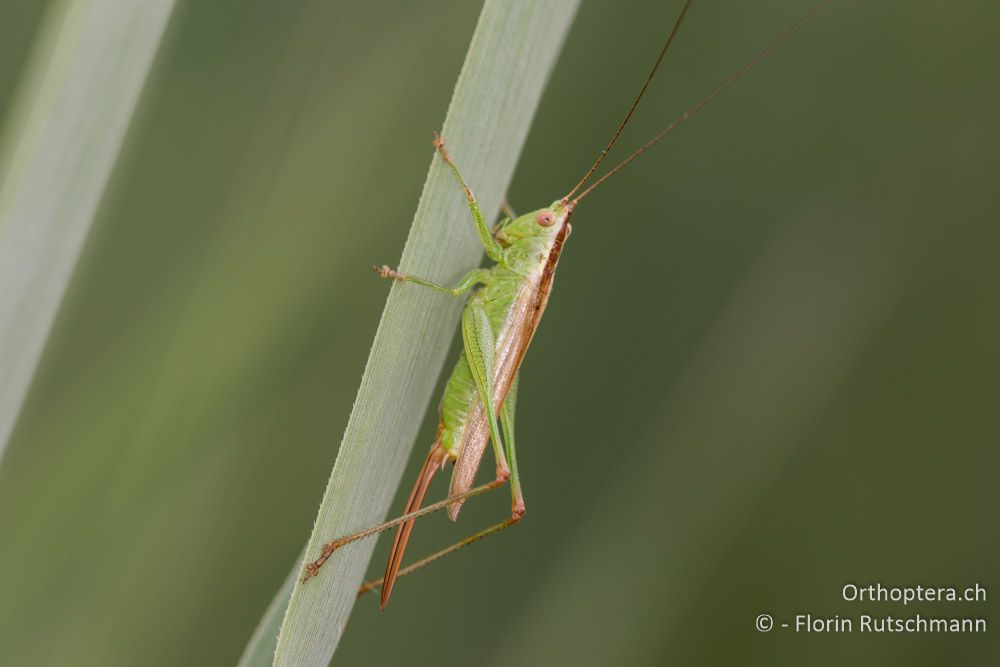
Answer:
top-left (498, 199), bottom-right (572, 245)
top-left (495, 201), bottom-right (572, 277)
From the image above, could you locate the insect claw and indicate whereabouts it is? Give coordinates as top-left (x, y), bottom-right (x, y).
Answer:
top-left (374, 264), bottom-right (397, 279)
top-left (433, 131), bottom-right (458, 166)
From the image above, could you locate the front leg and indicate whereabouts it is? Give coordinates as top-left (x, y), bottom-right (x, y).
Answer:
top-left (491, 198), bottom-right (517, 235)
top-left (433, 132), bottom-right (503, 262)
top-left (500, 197), bottom-right (517, 221)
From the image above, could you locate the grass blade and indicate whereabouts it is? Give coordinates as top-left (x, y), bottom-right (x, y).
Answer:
top-left (242, 1), bottom-right (581, 664)
top-left (0, 0), bottom-right (176, 460)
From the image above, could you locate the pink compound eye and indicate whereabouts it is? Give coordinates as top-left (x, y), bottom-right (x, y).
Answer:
top-left (536, 210), bottom-right (555, 226)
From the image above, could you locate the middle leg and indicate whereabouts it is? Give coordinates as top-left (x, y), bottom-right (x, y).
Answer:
top-left (374, 265), bottom-right (490, 296)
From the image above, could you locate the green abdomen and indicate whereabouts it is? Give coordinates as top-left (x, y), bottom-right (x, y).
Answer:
top-left (437, 271), bottom-right (523, 457)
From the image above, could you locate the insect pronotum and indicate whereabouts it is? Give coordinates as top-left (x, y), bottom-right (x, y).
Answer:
top-left (301, 0), bottom-right (832, 609)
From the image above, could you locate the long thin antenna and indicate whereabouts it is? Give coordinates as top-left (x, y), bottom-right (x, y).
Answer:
top-left (564, 0), bottom-right (694, 201)
top-left (570, 0), bottom-right (832, 206)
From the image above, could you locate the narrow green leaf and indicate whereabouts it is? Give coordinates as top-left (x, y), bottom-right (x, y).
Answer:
top-left (0, 0), bottom-right (177, 460)
top-left (239, 1), bottom-right (581, 664)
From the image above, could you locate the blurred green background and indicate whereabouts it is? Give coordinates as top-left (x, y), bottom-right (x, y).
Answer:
top-left (1, 0), bottom-right (997, 665)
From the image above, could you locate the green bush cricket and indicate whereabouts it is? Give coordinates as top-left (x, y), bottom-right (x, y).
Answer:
top-left (301, 0), bottom-right (831, 609)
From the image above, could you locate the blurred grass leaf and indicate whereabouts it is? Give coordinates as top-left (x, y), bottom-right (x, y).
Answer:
top-left (242, 0), bottom-right (581, 664)
top-left (0, 0), bottom-right (176, 460)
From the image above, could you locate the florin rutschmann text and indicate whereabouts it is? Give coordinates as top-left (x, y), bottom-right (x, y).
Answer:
top-left (755, 582), bottom-right (988, 634)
